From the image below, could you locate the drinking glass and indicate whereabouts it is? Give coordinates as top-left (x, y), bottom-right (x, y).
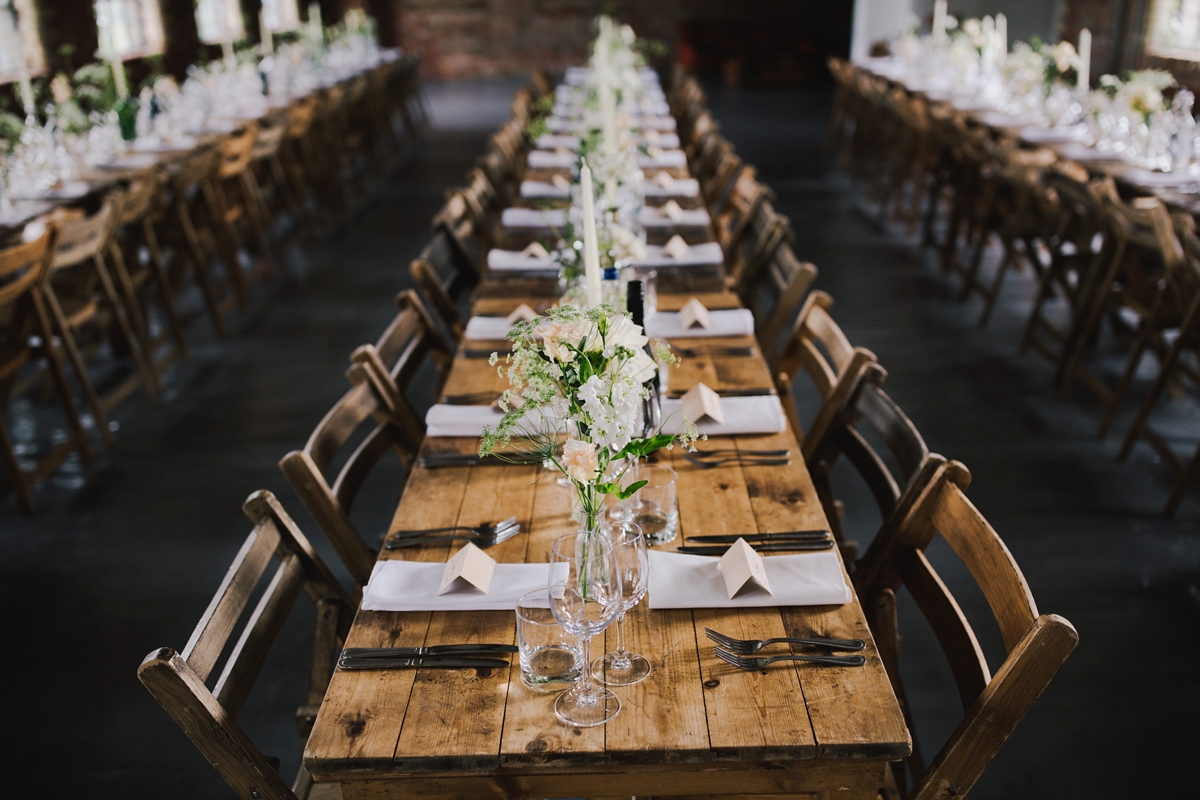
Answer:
top-left (548, 531), bottom-right (623, 727)
top-left (630, 465), bottom-right (678, 545)
top-left (516, 589), bottom-right (582, 692)
top-left (592, 521), bottom-right (651, 686)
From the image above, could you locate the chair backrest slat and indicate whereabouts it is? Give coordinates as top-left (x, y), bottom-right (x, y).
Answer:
top-left (0, 226), bottom-right (55, 306)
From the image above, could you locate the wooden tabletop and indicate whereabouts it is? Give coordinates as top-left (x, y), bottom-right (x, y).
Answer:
top-left (304, 108), bottom-right (909, 796)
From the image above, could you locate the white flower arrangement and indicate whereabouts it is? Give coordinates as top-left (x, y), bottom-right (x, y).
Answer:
top-left (480, 304), bottom-right (699, 529)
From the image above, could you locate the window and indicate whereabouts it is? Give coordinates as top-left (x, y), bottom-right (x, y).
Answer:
top-left (0, 0), bottom-right (45, 83)
top-left (195, 0), bottom-right (245, 44)
top-left (94, 0), bottom-right (165, 60)
top-left (262, 0), bottom-right (301, 33)
top-left (1146, 0), bottom-right (1200, 59)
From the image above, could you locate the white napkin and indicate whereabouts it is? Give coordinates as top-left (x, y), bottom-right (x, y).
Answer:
top-left (637, 99), bottom-right (672, 116)
top-left (1055, 142), bottom-right (1112, 162)
top-left (644, 178), bottom-right (700, 198)
top-left (501, 208), bottom-right (567, 229)
top-left (463, 316), bottom-right (515, 340)
top-left (637, 149), bottom-right (688, 169)
top-left (647, 550), bottom-right (850, 609)
top-left (1126, 169), bottom-right (1200, 188)
top-left (638, 132), bottom-right (680, 149)
top-left (637, 116), bottom-right (677, 132)
top-left (640, 206), bottom-right (711, 228)
top-left (633, 241), bottom-right (724, 269)
top-left (132, 135), bottom-right (199, 153)
top-left (487, 249), bottom-right (558, 271)
top-left (644, 308), bottom-right (755, 338)
top-left (1019, 125), bottom-right (1087, 143)
top-left (425, 404), bottom-right (564, 437)
top-left (660, 396), bottom-right (788, 436)
top-left (362, 560), bottom-right (564, 611)
top-left (545, 116), bottom-right (579, 133)
top-left (99, 153), bottom-right (161, 170)
top-left (519, 180), bottom-right (571, 200)
top-left (979, 111), bottom-right (1041, 128)
top-left (527, 150), bottom-right (576, 170)
top-left (9, 181), bottom-right (91, 201)
top-left (535, 134), bottom-right (580, 150)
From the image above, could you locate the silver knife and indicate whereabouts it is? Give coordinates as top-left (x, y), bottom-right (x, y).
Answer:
top-left (676, 541), bottom-right (835, 555)
top-left (685, 530), bottom-right (831, 544)
top-left (338, 657), bottom-right (510, 671)
top-left (668, 388), bottom-right (776, 398)
top-left (341, 645), bottom-right (517, 658)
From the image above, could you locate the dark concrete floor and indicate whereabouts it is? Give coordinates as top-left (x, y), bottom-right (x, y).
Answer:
top-left (1, 80), bottom-right (1195, 797)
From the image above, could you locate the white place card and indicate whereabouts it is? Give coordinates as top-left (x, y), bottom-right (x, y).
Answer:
top-left (506, 303), bottom-right (538, 324)
top-left (437, 542), bottom-right (496, 596)
top-left (662, 234), bottom-right (691, 261)
top-left (681, 382), bottom-right (724, 425)
top-left (647, 145), bottom-right (665, 158)
top-left (660, 199), bottom-right (685, 221)
top-left (643, 128), bottom-right (661, 144)
top-left (678, 296), bottom-right (711, 329)
top-left (522, 241), bottom-right (550, 258)
top-left (551, 174), bottom-right (571, 188)
top-left (719, 538), bottom-right (772, 599)
top-left (653, 171), bottom-right (675, 189)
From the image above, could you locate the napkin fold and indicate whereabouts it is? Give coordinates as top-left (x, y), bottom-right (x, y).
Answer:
top-left (487, 249), bottom-right (559, 271)
top-left (519, 180), bottom-right (571, 200)
top-left (1126, 169), bottom-right (1200, 188)
top-left (463, 316), bottom-right (517, 340)
top-left (637, 150), bottom-right (688, 169)
top-left (644, 177), bottom-right (700, 198)
top-left (632, 241), bottom-right (724, 269)
top-left (1019, 125), bottom-right (1087, 143)
top-left (534, 134), bottom-right (581, 151)
top-left (660, 395), bottom-right (788, 436)
top-left (527, 150), bottom-right (576, 170)
top-left (644, 309), bottom-right (755, 338)
top-left (647, 550), bottom-right (851, 609)
top-left (363, 560), bottom-right (563, 611)
top-left (640, 206), bottom-right (711, 228)
top-left (501, 208), bottom-right (567, 229)
top-left (425, 404), bottom-right (563, 437)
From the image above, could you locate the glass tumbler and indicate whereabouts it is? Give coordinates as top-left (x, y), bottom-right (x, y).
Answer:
top-left (630, 465), bottom-right (679, 545)
top-left (516, 589), bottom-right (582, 693)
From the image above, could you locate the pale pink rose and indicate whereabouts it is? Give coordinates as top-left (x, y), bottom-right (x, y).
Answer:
top-left (561, 439), bottom-right (600, 483)
top-left (540, 318), bottom-right (594, 362)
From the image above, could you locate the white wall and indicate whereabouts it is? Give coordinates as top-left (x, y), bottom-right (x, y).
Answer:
top-left (851, 0), bottom-right (1065, 61)
top-left (851, 0), bottom-right (917, 61)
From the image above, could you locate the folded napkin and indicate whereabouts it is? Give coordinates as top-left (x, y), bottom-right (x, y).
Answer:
top-left (536, 134), bottom-right (581, 150)
top-left (1019, 125), bottom-right (1087, 143)
top-left (1125, 169), bottom-right (1200, 189)
top-left (1055, 142), bottom-right (1113, 162)
top-left (132, 135), bottom-right (199, 153)
top-left (9, 180), bottom-right (91, 201)
top-left (425, 404), bottom-right (563, 438)
top-left (644, 178), bottom-right (700, 198)
top-left (644, 308), bottom-right (755, 338)
top-left (979, 111), bottom-right (1042, 128)
top-left (637, 150), bottom-right (688, 169)
top-left (647, 550), bottom-right (851, 609)
top-left (464, 316), bottom-right (516, 340)
top-left (519, 180), bottom-right (571, 200)
top-left (660, 396), bottom-right (788, 436)
top-left (637, 116), bottom-right (677, 132)
top-left (363, 560), bottom-right (563, 611)
top-left (545, 117), bottom-right (579, 133)
top-left (639, 206), bottom-right (712, 228)
top-left (632, 241), bottom-right (724, 268)
top-left (527, 150), bottom-right (576, 170)
top-left (501, 208), bottom-right (568, 229)
top-left (636, 100), bottom-right (671, 116)
top-left (487, 248), bottom-right (559, 271)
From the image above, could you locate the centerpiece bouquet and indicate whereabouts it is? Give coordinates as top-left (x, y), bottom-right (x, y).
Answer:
top-left (479, 303), bottom-right (697, 532)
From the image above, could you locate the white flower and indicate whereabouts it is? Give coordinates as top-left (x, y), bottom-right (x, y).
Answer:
top-left (561, 438), bottom-right (600, 483)
top-left (605, 313), bottom-right (648, 354)
top-left (539, 317), bottom-right (594, 362)
top-left (608, 222), bottom-right (646, 262)
top-left (626, 350), bottom-right (658, 384)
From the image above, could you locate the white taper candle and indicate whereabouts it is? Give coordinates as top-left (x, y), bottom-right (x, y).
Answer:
top-left (933, 0), bottom-right (947, 41)
top-left (1077, 29), bottom-right (1091, 91)
top-left (580, 160), bottom-right (602, 308)
top-left (261, 10), bottom-right (274, 55)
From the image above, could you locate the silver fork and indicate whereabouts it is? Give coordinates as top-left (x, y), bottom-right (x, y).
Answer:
top-left (384, 524), bottom-right (522, 550)
top-left (714, 648), bottom-right (866, 670)
top-left (704, 627), bottom-right (865, 653)
top-left (390, 516), bottom-right (518, 539)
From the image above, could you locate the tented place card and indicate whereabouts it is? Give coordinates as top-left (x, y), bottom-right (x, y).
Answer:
top-left (662, 234), bottom-right (692, 262)
top-left (719, 538), bottom-right (772, 599)
top-left (506, 303), bottom-right (538, 324)
top-left (681, 382), bottom-right (724, 425)
top-left (362, 561), bottom-right (565, 611)
top-left (678, 296), bottom-right (711, 329)
top-left (438, 542), bottom-right (496, 596)
top-left (653, 171), bottom-right (675, 189)
top-left (522, 241), bottom-right (550, 258)
top-left (646, 550), bottom-right (852, 609)
top-left (551, 174), bottom-right (571, 188)
top-left (659, 200), bottom-right (685, 221)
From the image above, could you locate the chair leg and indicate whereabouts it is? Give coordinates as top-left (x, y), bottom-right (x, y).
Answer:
top-left (176, 203), bottom-right (227, 337)
top-left (92, 253), bottom-right (161, 399)
top-left (32, 292), bottom-right (93, 461)
top-left (42, 286), bottom-right (115, 447)
top-left (142, 220), bottom-right (191, 362)
top-left (1164, 442), bottom-right (1200, 517)
top-left (0, 407), bottom-right (37, 513)
top-left (106, 243), bottom-right (157, 374)
top-left (1098, 308), bottom-right (1158, 440)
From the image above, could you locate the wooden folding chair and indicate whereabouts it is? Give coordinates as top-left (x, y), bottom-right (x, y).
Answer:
top-left (43, 197), bottom-right (161, 434)
top-left (854, 462), bottom-right (1078, 799)
top-left (742, 239), bottom-right (818, 368)
top-left (774, 290), bottom-right (879, 457)
top-left (0, 225), bottom-right (94, 513)
top-left (279, 378), bottom-right (424, 589)
top-left (345, 289), bottom-right (453, 430)
top-left (409, 224), bottom-right (481, 343)
top-left (106, 167), bottom-right (191, 385)
top-left (727, 199), bottom-right (792, 293)
top-left (251, 113), bottom-right (305, 248)
top-left (713, 165), bottom-right (771, 264)
top-left (1058, 179), bottom-right (1184, 437)
top-left (1117, 212), bottom-right (1200, 516)
top-left (138, 489), bottom-right (353, 800)
top-left (803, 363), bottom-right (944, 570)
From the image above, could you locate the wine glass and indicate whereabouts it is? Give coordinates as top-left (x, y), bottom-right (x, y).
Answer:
top-left (548, 531), bottom-right (624, 727)
top-left (592, 521), bottom-right (651, 686)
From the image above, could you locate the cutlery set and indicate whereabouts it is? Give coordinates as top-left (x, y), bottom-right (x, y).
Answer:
top-left (383, 516), bottom-right (522, 549)
top-left (704, 628), bottom-right (866, 670)
top-left (676, 529), bottom-right (833, 555)
top-left (680, 447), bottom-right (791, 469)
top-left (668, 343), bottom-right (757, 358)
top-left (338, 644), bottom-right (517, 671)
top-left (417, 452), bottom-right (544, 469)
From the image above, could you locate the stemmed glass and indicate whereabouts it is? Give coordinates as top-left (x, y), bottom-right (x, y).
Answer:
top-left (548, 531), bottom-right (624, 727)
top-left (592, 521), bottom-right (651, 686)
